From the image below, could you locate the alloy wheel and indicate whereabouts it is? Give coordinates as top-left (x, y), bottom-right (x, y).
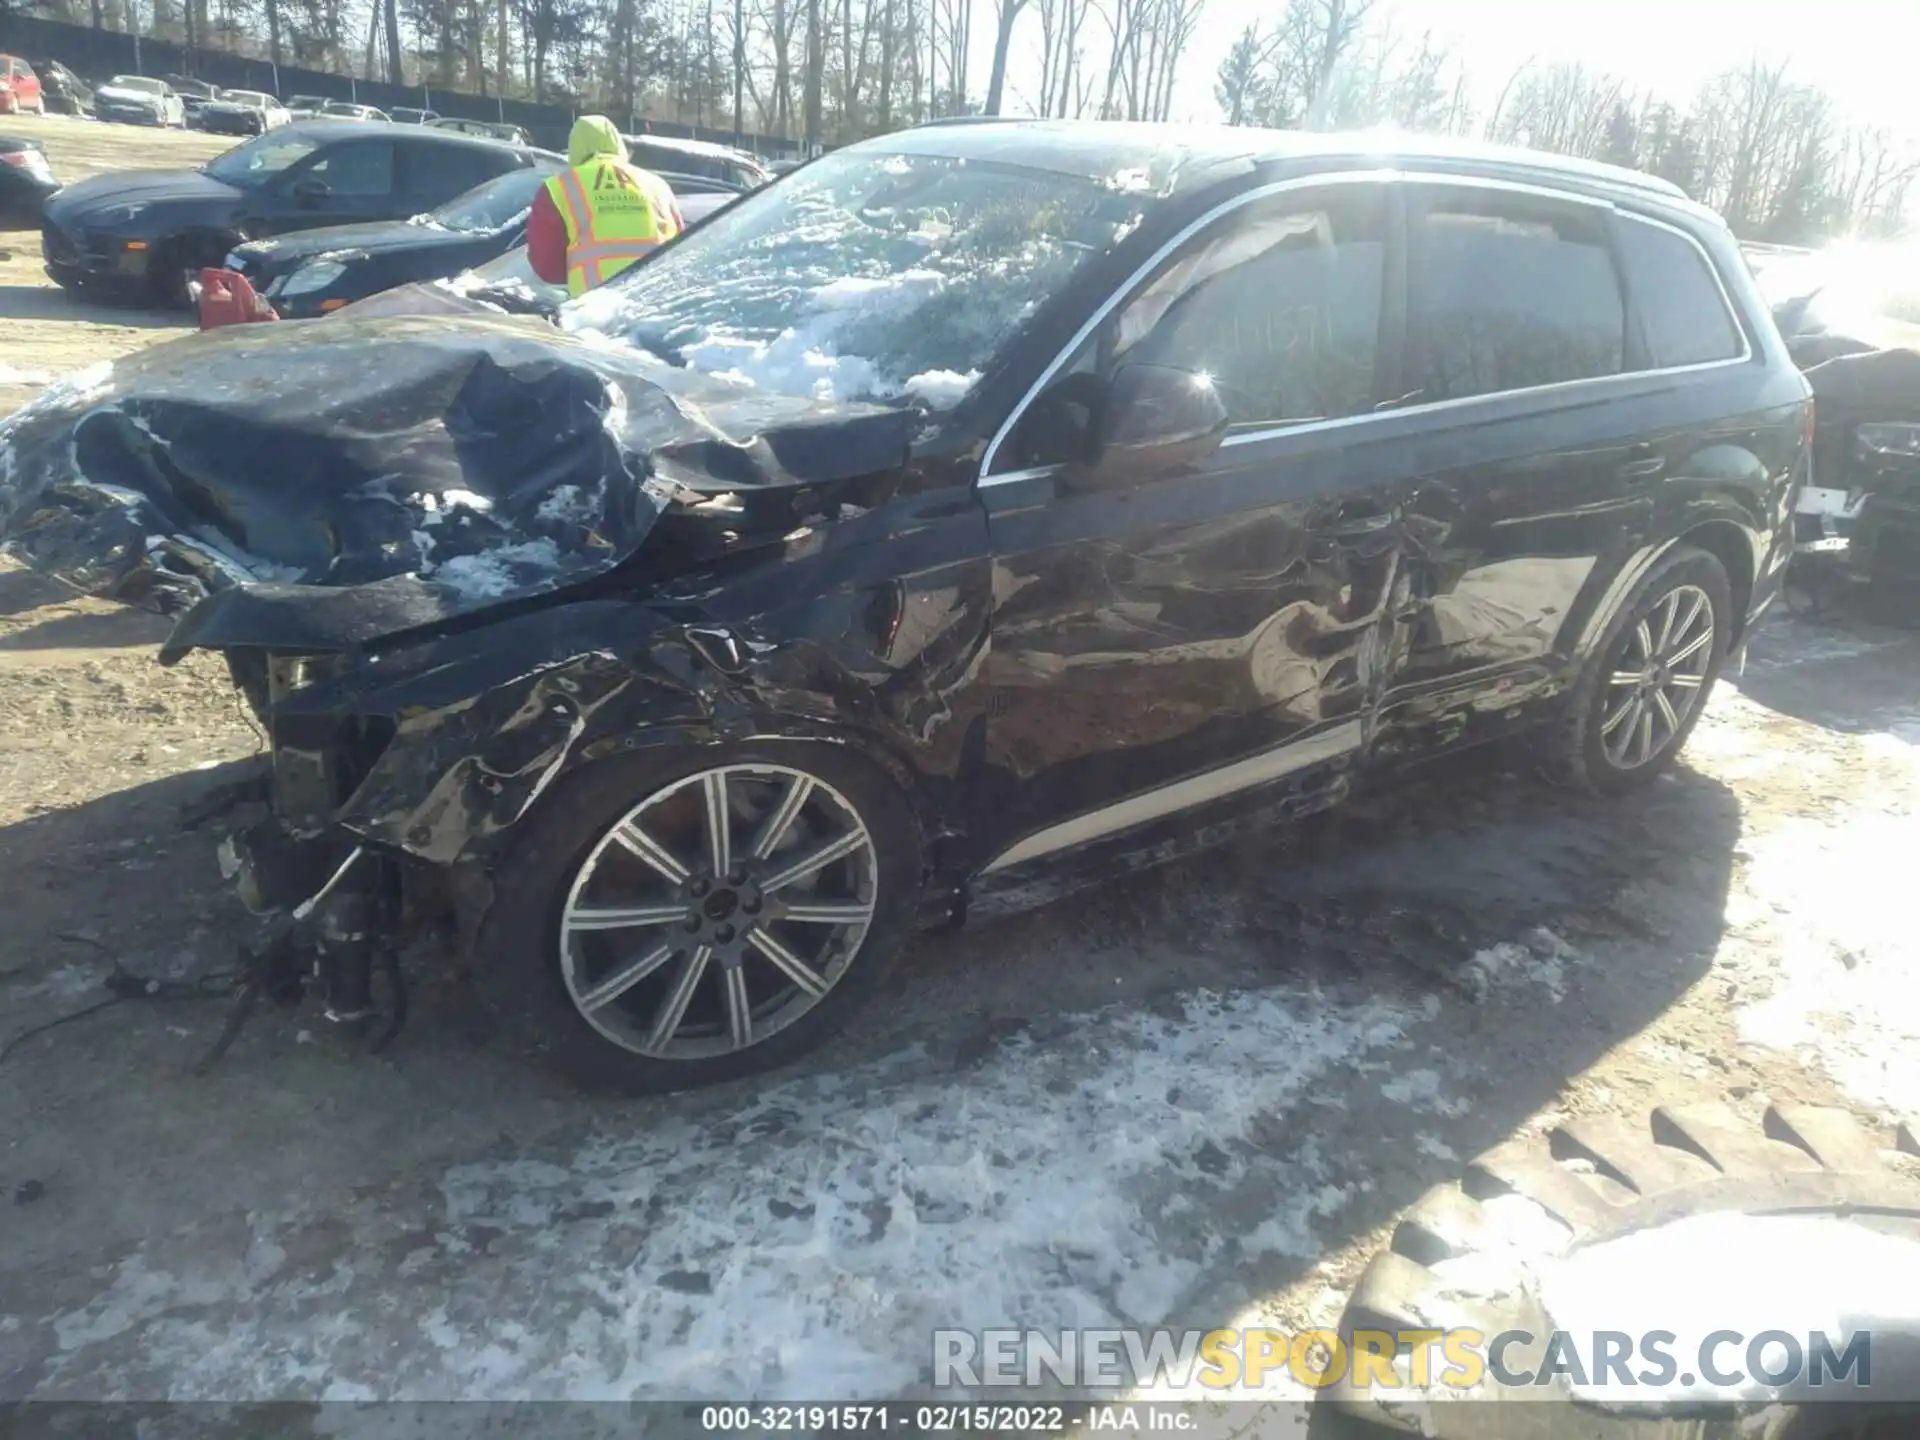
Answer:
top-left (1600, 582), bottom-right (1716, 770)
top-left (558, 763), bottom-right (878, 1061)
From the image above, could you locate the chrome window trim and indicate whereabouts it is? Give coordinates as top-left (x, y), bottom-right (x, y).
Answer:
top-left (978, 168), bottom-right (1756, 488)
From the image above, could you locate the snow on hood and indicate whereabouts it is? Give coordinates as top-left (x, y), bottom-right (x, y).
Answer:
top-left (0, 309), bottom-right (915, 646)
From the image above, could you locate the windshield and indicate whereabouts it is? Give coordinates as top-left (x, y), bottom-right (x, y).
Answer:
top-left (204, 131), bottom-right (323, 186)
top-left (322, 103), bottom-right (363, 116)
top-left (108, 76), bottom-right (164, 94)
top-left (224, 91), bottom-right (270, 107)
top-left (562, 148), bottom-right (1156, 409)
top-left (429, 167), bottom-right (552, 232)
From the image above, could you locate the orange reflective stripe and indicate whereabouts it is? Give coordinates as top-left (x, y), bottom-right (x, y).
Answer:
top-left (555, 167), bottom-right (593, 245)
top-left (570, 238), bottom-right (658, 261)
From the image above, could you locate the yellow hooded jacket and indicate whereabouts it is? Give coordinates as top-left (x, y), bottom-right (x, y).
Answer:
top-left (544, 116), bottom-right (681, 298)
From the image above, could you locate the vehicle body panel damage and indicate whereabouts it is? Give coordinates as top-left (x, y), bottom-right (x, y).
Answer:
top-left (1, 123), bottom-right (1809, 1087)
top-left (0, 299), bottom-right (990, 898)
top-left (0, 311), bottom-right (917, 623)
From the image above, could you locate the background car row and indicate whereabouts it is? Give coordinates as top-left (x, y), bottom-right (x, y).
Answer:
top-left (30, 115), bottom-right (770, 306)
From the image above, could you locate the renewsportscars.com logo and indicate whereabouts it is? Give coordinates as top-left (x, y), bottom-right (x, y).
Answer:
top-left (933, 1327), bottom-right (1875, 1394)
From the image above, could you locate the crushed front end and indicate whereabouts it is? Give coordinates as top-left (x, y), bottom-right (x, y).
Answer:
top-left (0, 304), bottom-right (918, 1065)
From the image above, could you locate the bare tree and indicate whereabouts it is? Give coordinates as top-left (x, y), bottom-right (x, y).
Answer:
top-left (982, 0), bottom-right (1025, 113)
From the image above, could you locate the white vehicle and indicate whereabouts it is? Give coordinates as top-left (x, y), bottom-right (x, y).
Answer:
top-left (198, 89), bottom-right (291, 135)
top-left (92, 75), bottom-right (187, 128)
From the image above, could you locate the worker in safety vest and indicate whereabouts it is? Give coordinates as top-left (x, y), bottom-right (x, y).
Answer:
top-left (527, 116), bottom-right (683, 297)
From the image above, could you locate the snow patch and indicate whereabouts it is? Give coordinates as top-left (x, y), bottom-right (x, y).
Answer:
top-left (0, 364), bottom-right (56, 387)
top-left (903, 368), bottom-right (980, 408)
top-left (1378, 1068), bottom-right (1471, 1117)
top-left (1733, 809), bottom-right (1920, 1114)
top-left (1463, 928), bottom-right (1572, 1002)
top-left (430, 539), bottom-right (565, 599)
top-left (41, 983), bottom-right (1413, 1400)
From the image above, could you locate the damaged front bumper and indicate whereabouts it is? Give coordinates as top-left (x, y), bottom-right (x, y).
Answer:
top-left (188, 597), bottom-right (719, 1059)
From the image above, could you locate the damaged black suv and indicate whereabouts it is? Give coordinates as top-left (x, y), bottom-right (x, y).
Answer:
top-left (0, 122), bottom-right (1808, 1092)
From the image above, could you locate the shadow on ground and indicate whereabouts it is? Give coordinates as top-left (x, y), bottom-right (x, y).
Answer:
top-left (0, 281), bottom-right (180, 327)
top-left (0, 608), bottom-right (173, 649)
top-left (0, 702), bottom-right (1742, 1401)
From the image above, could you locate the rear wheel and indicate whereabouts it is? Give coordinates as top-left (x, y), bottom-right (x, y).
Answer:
top-left (475, 742), bottom-right (921, 1094)
top-left (1545, 544), bottom-right (1730, 794)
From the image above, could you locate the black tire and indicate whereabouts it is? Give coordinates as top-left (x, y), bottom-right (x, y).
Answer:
top-left (1545, 543), bottom-right (1731, 795)
top-left (1313, 1104), bottom-right (1920, 1439)
top-left (473, 740), bottom-right (922, 1095)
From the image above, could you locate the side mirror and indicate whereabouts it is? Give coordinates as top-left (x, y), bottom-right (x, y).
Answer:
top-left (290, 176), bottom-right (331, 205)
top-left (1065, 362), bottom-right (1230, 491)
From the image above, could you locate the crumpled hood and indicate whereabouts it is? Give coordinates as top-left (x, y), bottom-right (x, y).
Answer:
top-left (0, 309), bottom-right (916, 654)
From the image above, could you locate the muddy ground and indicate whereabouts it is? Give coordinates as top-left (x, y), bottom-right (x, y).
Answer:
top-left (1, 112), bottom-right (1918, 1413)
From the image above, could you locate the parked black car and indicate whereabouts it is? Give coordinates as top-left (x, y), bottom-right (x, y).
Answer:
top-left (227, 156), bottom-right (563, 315)
top-left (0, 135), bottom-right (60, 219)
top-left (40, 121), bottom-right (547, 304)
top-left (199, 88), bottom-right (291, 135)
top-left (31, 59), bottom-right (91, 115)
top-left (0, 123), bottom-right (1807, 1094)
top-left (163, 74), bottom-right (219, 123)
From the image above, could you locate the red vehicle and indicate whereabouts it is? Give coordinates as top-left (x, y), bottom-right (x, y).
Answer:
top-left (0, 54), bottom-right (46, 115)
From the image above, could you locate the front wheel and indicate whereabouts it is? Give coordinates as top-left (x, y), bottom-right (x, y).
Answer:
top-left (1545, 544), bottom-right (1730, 794)
top-left (475, 742), bottom-right (922, 1094)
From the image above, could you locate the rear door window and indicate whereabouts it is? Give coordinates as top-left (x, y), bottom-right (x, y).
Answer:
top-left (405, 141), bottom-right (514, 209)
top-left (307, 140), bottom-right (397, 199)
top-left (1407, 190), bottom-right (1626, 403)
top-left (1616, 216), bottom-right (1746, 368)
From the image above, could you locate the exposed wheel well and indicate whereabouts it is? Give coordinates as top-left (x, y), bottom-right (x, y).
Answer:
top-left (1678, 520), bottom-right (1755, 641)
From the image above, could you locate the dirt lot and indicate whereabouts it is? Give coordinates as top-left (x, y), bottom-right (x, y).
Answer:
top-left (1, 114), bottom-right (1918, 1412)
top-left (0, 114), bottom-right (227, 415)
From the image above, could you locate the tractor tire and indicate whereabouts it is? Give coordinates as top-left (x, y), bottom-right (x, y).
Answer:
top-left (1310, 1103), bottom-right (1920, 1440)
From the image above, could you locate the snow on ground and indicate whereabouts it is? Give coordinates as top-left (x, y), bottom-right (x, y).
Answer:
top-left (1714, 627), bottom-right (1920, 1118)
top-left (1733, 805), bottom-right (1920, 1115)
top-left (26, 986), bottom-right (1417, 1400)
